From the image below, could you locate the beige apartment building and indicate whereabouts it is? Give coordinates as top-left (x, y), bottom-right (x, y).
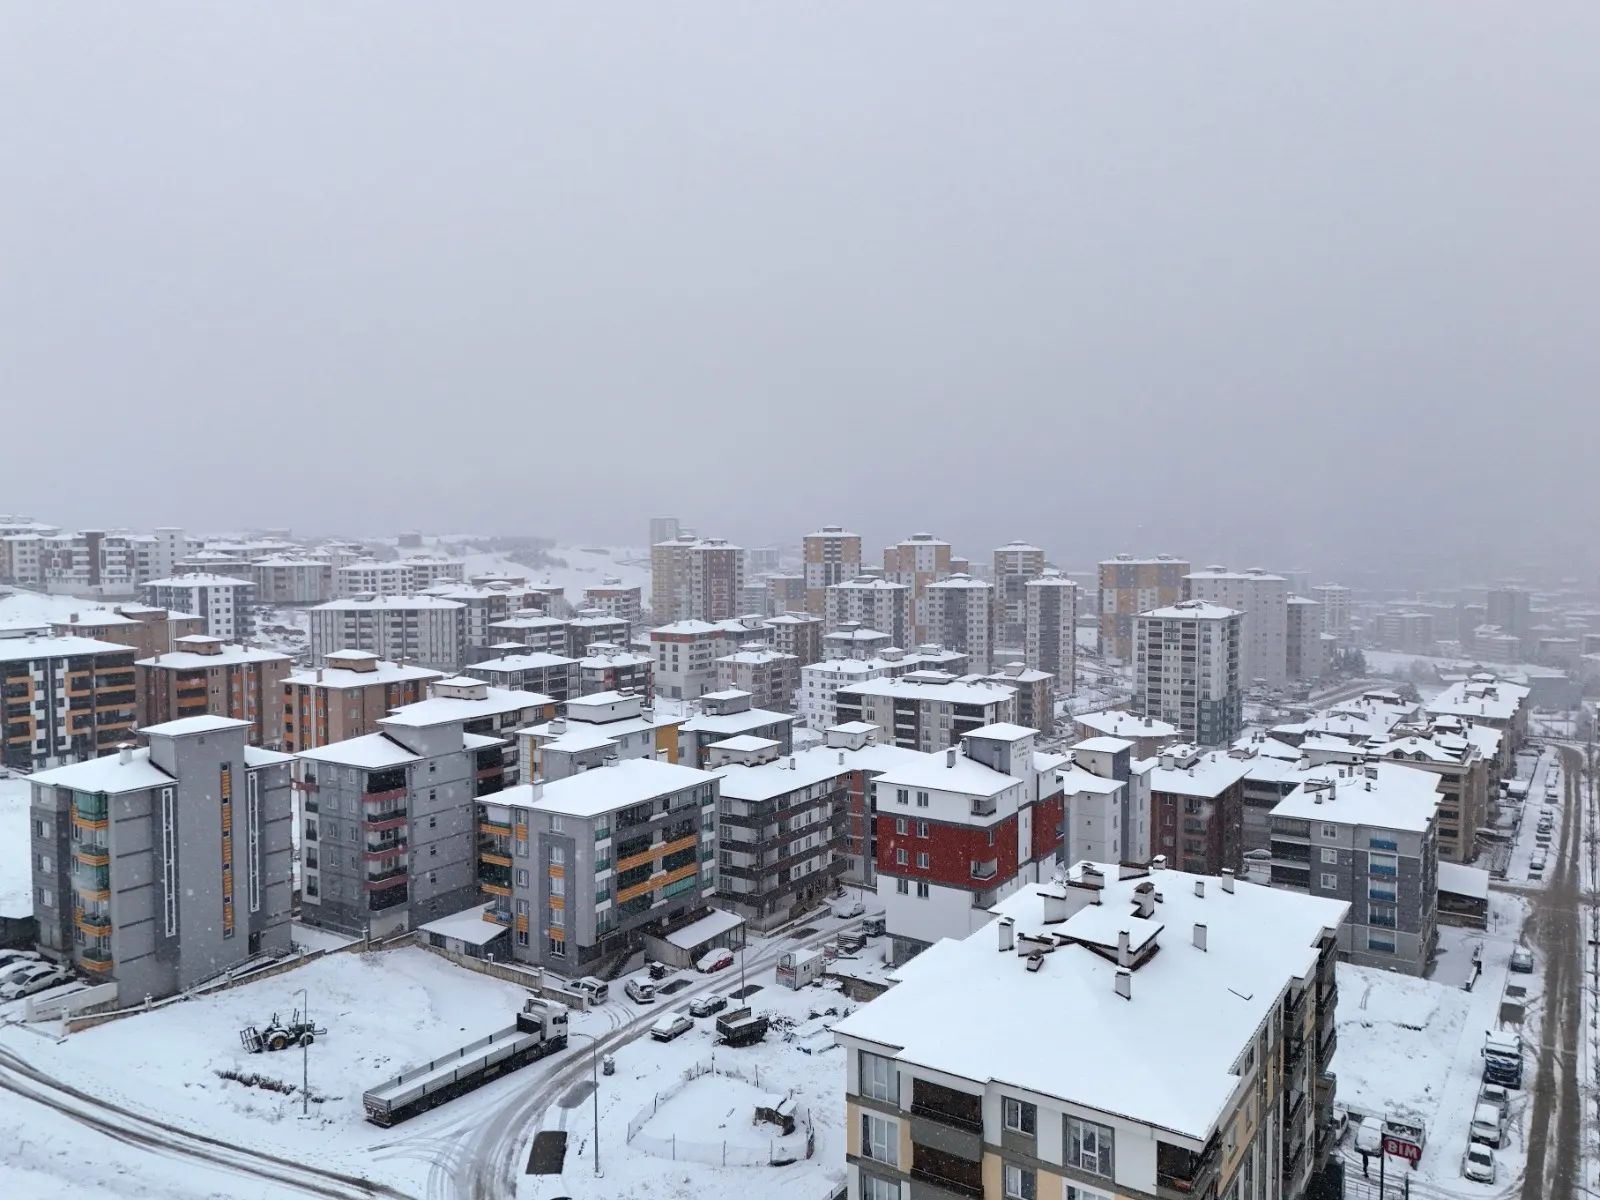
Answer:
top-left (882, 534), bottom-right (954, 643)
top-left (51, 606), bottom-right (205, 661)
top-left (281, 650), bottom-right (444, 752)
top-left (804, 526), bottom-right (863, 616)
top-left (1098, 553), bottom-right (1189, 663)
top-left (136, 635), bottom-right (292, 747)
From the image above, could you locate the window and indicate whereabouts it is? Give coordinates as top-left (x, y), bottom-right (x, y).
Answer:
top-left (896, 849), bottom-right (907, 866)
top-left (916, 791), bottom-right (929, 808)
top-left (861, 1174), bottom-right (901, 1200)
top-left (916, 852), bottom-right (929, 869)
top-left (897, 788), bottom-right (909, 806)
top-left (896, 818), bottom-right (908, 835)
top-left (548, 935), bottom-right (566, 956)
top-left (1065, 1116), bottom-right (1114, 1177)
top-left (1320, 873), bottom-right (1338, 889)
top-left (859, 1050), bottom-right (898, 1102)
top-left (1065, 1186), bottom-right (1111, 1200)
top-left (550, 815), bottom-right (564, 834)
top-left (861, 1112), bottom-right (898, 1166)
top-left (1368, 853), bottom-right (1398, 877)
top-left (550, 875), bottom-right (565, 896)
top-left (916, 821), bottom-right (929, 839)
top-left (1367, 933), bottom-right (1396, 953)
top-left (1321, 824), bottom-right (1338, 838)
top-left (1320, 848), bottom-right (1338, 865)
top-left (1003, 1164), bottom-right (1035, 1200)
top-left (1003, 1097), bottom-right (1036, 1136)
top-left (550, 846), bottom-right (566, 866)
top-left (550, 906), bottom-right (565, 927)
top-left (915, 881), bottom-right (929, 898)
top-left (896, 878), bottom-right (909, 894)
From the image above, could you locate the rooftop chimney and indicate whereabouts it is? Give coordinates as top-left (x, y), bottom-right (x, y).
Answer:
top-left (1114, 970), bottom-right (1132, 1001)
top-left (946, 747), bottom-right (957, 767)
top-left (1151, 854), bottom-right (1167, 871)
top-left (1193, 922), bottom-right (1208, 951)
top-left (1117, 930), bottom-right (1131, 968)
top-left (118, 743), bottom-right (133, 765)
top-left (1194, 879), bottom-right (1205, 898)
top-left (998, 917), bottom-right (1015, 951)
top-left (1135, 882), bottom-right (1156, 918)
top-left (1220, 868), bottom-right (1235, 894)
top-left (1042, 892), bottom-right (1068, 924)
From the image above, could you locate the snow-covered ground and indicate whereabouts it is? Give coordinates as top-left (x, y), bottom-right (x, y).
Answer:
top-left (377, 536), bottom-right (651, 603)
top-left (0, 777), bottom-right (32, 920)
top-left (0, 589), bottom-right (111, 631)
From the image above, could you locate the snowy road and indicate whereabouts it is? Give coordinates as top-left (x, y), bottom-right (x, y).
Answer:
top-left (1520, 744), bottom-right (1585, 1200)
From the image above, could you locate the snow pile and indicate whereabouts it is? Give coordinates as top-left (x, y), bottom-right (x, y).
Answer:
top-left (631, 1067), bottom-right (807, 1166)
top-left (1336, 964), bottom-right (1472, 1123)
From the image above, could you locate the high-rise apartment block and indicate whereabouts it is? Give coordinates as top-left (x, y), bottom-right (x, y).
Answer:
top-left (826, 578), bottom-right (913, 649)
top-left (136, 636), bottom-right (291, 747)
top-left (29, 717), bottom-right (295, 1003)
top-left (1148, 743), bottom-right (1251, 875)
top-left (836, 673), bottom-right (1018, 753)
top-left (1098, 554), bottom-right (1189, 662)
top-left (51, 606), bottom-right (206, 660)
top-left (1486, 586), bottom-right (1532, 642)
top-left (1, 635), bottom-right (139, 771)
top-left (281, 651), bottom-right (444, 752)
top-left (141, 575), bottom-right (255, 641)
top-left (309, 595), bottom-right (466, 672)
top-left (1134, 601), bottom-right (1244, 745)
top-left (1183, 567), bottom-right (1289, 689)
top-left (648, 516), bottom-right (681, 548)
top-left (764, 574), bottom-right (808, 618)
top-left (1024, 569), bottom-right (1077, 687)
top-left (984, 661), bottom-right (1053, 734)
top-left (248, 557), bottom-right (333, 604)
top-left (1286, 595), bottom-right (1326, 682)
top-left (650, 535), bottom-right (746, 623)
top-left (582, 579), bottom-right (643, 626)
top-left (765, 611), bottom-right (825, 667)
top-left (882, 534), bottom-right (953, 643)
top-left (804, 526), bottom-right (863, 616)
top-left (1310, 584), bottom-right (1352, 641)
top-left (923, 575), bottom-right (995, 674)
top-left (465, 652), bottom-right (576, 705)
top-left (992, 541), bottom-right (1046, 649)
top-left (716, 645), bottom-right (799, 713)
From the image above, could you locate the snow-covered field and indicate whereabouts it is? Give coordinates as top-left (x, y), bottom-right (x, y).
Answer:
top-left (0, 778), bottom-right (31, 920)
top-left (0, 589), bottom-right (109, 631)
top-left (383, 536), bottom-right (651, 603)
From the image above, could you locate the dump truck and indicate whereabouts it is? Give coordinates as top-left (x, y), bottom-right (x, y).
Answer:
top-left (363, 998), bottom-right (568, 1126)
top-left (715, 1006), bottom-right (769, 1047)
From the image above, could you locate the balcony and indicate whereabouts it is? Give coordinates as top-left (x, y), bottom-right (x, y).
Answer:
top-left (1285, 1033), bottom-right (1306, 1073)
top-left (365, 866), bottom-right (408, 888)
top-left (365, 785), bottom-right (407, 806)
top-left (80, 949), bottom-right (114, 974)
top-left (73, 793), bottom-right (109, 822)
top-left (1318, 1023), bottom-right (1337, 1063)
top-left (479, 820), bottom-right (512, 838)
top-left (74, 843), bottom-right (110, 868)
top-left (969, 796), bottom-right (997, 817)
top-left (908, 1165), bottom-right (983, 1200)
top-left (1368, 863), bottom-right (1397, 878)
top-left (483, 908), bottom-right (511, 927)
top-left (1317, 981), bottom-right (1339, 1014)
top-left (75, 908), bottom-right (112, 936)
top-left (1157, 1139), bottom-right (1220, 1199)
top-left (969, 859), bottom-right (998, 881)
top-left (365, 839), bottom-right (408, 860)
top-left (364, 810), bottom-right (408, 831)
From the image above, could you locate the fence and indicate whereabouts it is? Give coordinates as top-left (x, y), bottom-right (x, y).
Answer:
top-left (624, 1056), bottom-right (812, 1167)
top-left (412, 939), bottom-right (591, 1011)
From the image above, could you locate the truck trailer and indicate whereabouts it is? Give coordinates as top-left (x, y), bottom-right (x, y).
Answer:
top-left (363, 999), bottom-right (568, 1126)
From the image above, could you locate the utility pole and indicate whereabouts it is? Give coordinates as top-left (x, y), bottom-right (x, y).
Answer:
top-left (297, 986), bottom-right (309, 1117)
top-left (570, 1031), bottom-right (603, 1176)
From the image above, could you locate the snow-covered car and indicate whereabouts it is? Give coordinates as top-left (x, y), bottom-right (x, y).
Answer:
top-left (624, 978), bottom-right (657, 1004)
top-left (0, 949), bottom-right (43, 973)
top-left (0, 964), bottom-right (71, 1001)
top-left (1478, 1083), bottom-right (1509, 1117)
top-left (1530, 852), bottom-right (1547, 872)
top-left (831, 898), bottom-right (866, 919)
top-left (571, 977), bottom-right (609, 1005)
top-left (1329, 1107), bottom-right (1349, 1146)
top-left (1510, 947), bottom-right (1534, 973)
top-left (1469, 1102), bottom-right (1504, 1147)
top-left (1355, 1117), bottom-right (1383, 1156)
top-left (649, 1011), bottom-right (694, 1042)
top-left (689, 993), bottom-right (728, 1018)
top-left (1462, 1143), bottom-right (1496, 1183)
top-left (697, 947), bottom-right (735, 973)
top-left (0, 958), bottom-right (55, 987)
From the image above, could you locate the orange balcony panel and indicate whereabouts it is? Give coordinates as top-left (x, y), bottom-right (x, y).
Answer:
top-left (81, 954), bottom-right (115, 973)
top-left (480, 852), bottom-right (513, 868)
top-left (515, 914), bottom-right (529, 933)
top-left (479, 822), bottom-right (512, 837)
top-left (481, 881), bottom-right (512, 898)
top-left (548, 864), bottom-right (565, 879)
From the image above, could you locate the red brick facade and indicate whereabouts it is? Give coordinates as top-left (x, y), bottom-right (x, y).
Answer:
top-left (875, 811), bottom-right (1019, 891)
top-left (1150, 780), bottom-right (1244, 876)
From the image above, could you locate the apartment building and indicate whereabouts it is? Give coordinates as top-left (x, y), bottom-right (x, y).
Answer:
top-left (709, 737), bottom-right (852, 928)
top-left (1365, 721), bottom-right (1493, 864)
top-left (1134, 601), bottom-right (1244, 746)
top-left (465, 652), bottom-right (574, 705)
top-left (485, 758), bottom-right (721, 976)
top-left (651, 534), bottom-right (699, 622)
top-left (1023, 569), bottom-right (1077, 688)
top-left (805, 526), bottom-right (864, 616)
top-left (764, 574), bottom-right (808, 618)
top-left (826, 625), bottom-right (896, 660)
top-left (281, 651), bottom-right (444, 753)
top-left (568, 613), bottom-right (632, 658)
top-left (992, 541), bottom-right (1046, 649)
top-left (800, 657), bottom-right (900, 730)
top-left (1148, 743), bottom-right (1251, 876)
top-left (519, 691), bottom-right (679, 781)
top-left (0, 635), bottom-right (139, 771)
top-left (51, 605), bottom-right (205, 660)
top-left (1424, 675), bottom-right (1529, 771)
top-left (649, 516), bottom-right (681, 547)
top-left (1065, 736), bottom-right (1153, 864)
top-left (577, 644), bottom-right (653, 701)
top-left (422, 584), bottom-right (550, 663)
top-left (827, 578), bottom-right (913, 650)
top-left (716, 645), bottom-right (799, 713)
top-left (1184, 567), bottom-right (1289, 689)
top-left (335, 557), bottom-right (464, 597)
top-left (141, 575), bottom-right (255, 640)
top-left (766, 611), bottom-right (825, 667)
top-left (1269, 763), bottom-right (1440, 975)
top-left (1286, 596), bottom-right (1326, 682)
top-left (834, 862), bottom-right (1346, 1200)
top-left (803, 722), bottom-right (926, 889)
top-left (679, 689), bottom-right (796, 768)
top-left (294, 679), bottom-right (540, 937)
top-left (582, 580), bottom-right (643, 626)
top-left (488, 613), bottom-right (572, 657)
top-left (984, 662), bottom-right (1053, 735)
top-left (29, 717), bottom-right (294, 1003)
top-left (1486, 586), bottom-right (1532, 641)
top-left (883, 534), bottom-right (954, 643)
top-left (308, 595), bottom-right (466, 672)
top-left (248, 557), bottom-right (332, 604)
top-left (0, 534), bottom-right (45, 584)
top-left (836, 674), bottom-right (1017, 753)
top-left (649, 535), bottom-right (745, 623)
top-left (650, 620), bottom-right (731, 700)
top-left (1310, 584), bottom-right (1352, 641)
top-left (924, 575), bottom-right (995, 674)
top-left (32, 529), bottom-right (169, 594)
top-left (1074, 709), bottom-right (1178, 760)
top-left (136, 636), bottom-right (291, 747)
top-left (872, 724), bottom-right (1066, 964)
top-left (1098, 553), bottom-right (1189, 663)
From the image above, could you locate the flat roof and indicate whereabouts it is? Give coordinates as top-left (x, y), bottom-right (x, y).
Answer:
top-left (839, 677), bottom-right (1016, 704)
top-left (1074, 736), bottom-right (1133, 754)
top-left (286, 661), bottom-right (445, 689)
top-left (504, 758), bottom-right (718, 819)
top-left (296, 733), bottom-right (422, 769)
top-left (1077, 710), bottom-right (1178, 739)
top-left (1139, 601), bottom-right (1242, 621)
top-left (1148, 753), bottom-right (1252, 798)
top-left (142, 715), bottom-right (253, 737)
top-left (1269, 764), bottom-right (1440, 832)
top-left (143, 574), bottom-right (252, 587)
top-left (832, 864), bottom-right (1346, 1141)
top-left (1438, 861), bottom-right (1491, 900)
top-left (680, 707), bottom-right (793, 735)
top-left (417, 906), bottom-right (507, 946)
top-left (29, 748), bottom-right (174, 793)
top-left (472, 652), bottom-right (577, 671)
top-left (383, 687), bottom-right (549, 727)
top-left (314, 596), bottom-right (464, 610)
top-left (0, 635), bottom-right (132, 664)
top-left (664, 908), bottom-right (745, 950)
top-left (138, 645), bottom-right (290, 669)
top-left (964, 722), bottom-right (1037, 742)
top-left (872, 752), bottom-right (1019, 798)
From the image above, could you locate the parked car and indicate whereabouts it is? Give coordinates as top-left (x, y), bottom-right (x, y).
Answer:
top-left (649, 1011), bottom-right (694, 1042)
top-left (624, 978), bottom-right (657, 1004)
top-left (1355, 1117), bottom-right (1384, 1157)
top-left (688, 992), bottom-right (728, 1018)
top-left (831, 897), bottom-right (866, 919)
top-left (0, 964), bottom-right (71, 1001)
top-left (862, 916), bottom-right (886, 938)
top-left (0, 949), bottom-right (43, 973)
top-left (1462, 1143), bottom-right (1496, 1184)
top-left (1329, 1106), bottom-right (1349, 1146)
top-left (571, 977), bottom-right (609, 1005)
top-left (1530, 852), bottom-right (1547, 872)
top-left (1469, 1102), bottom-right (1505, 1147)
top-left (697, 947), bottom-right (735, 974)
top-left (1510, 947), bottom-right (1534, 973)
top-left (1479, 1083), bottom-right (1510, 1117)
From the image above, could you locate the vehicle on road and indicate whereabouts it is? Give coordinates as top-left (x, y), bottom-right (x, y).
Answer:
top-left (624, 978), bottom-right (657, 1004)
top-left (1530, 852), bottom-right (1547, 873)
top-left (1462, 1143), bottom-right (1496, 1183)
top-left (571, 977), bottom-right (609, 1005)
top-left (1510, 946), bottom-right (1534, 973)
top-left (831, 897), bottom-right (866, 919)
top-left (1478, 1082), bottom-right (1509, 1117)
top-left (649, 1011), bottom-right (694, 1042)
top-left (362, 998), bottom-right (568, 1127)
top-left (1329, 1106), bottom-right (1349, 1146)
top-left (1483, 1030), bottom-right (1523, 1088)
top-left (0, 963), bottom-right (72, 1001)
top-left (1355, 1116), bottom-right (1383, 1156)
top-left (1469, 1102), bottom-right (1504, 1147)
top-left (697, 947), bottom-right (734, 973)
top-left (688, 992), bottom-right (727, 1018)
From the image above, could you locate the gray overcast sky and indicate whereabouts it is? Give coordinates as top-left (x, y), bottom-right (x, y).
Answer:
top-left (3, 4), bottom-right (1597, 574)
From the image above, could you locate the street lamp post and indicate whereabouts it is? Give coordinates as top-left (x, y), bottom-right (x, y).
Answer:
top-left (296, 986), bottom-right (309, 1117)
top-left (570, 1031), bottom-right (602, 1176)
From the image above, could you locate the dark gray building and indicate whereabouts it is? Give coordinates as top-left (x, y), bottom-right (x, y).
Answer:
top-left (1267, 763), bottom-right (1441, 975)
top-left (29, 716), bottom-right (293, 1003)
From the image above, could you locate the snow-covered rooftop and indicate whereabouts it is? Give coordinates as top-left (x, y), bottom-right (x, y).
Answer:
top-left (142, 574), bottom-right (253, 588)
top-left (0, 635), bottom-right (132, 664)
top-left (471, 652), bottom-right (577, 672)
top-left (296, 733), bottom-right (422, 769)
top-left (1269, 764), bottom-right (1441, 832)
top-left (1139, 600), bottom-right (1242, 621)
top-left (871, 751), bottom-right (1020, 798)
top-left (417, 906), bottom-right (507, 946)
top-left (1437, 861), bottom-right (1490, 900)
top-left (138, 644), bottom-right (290, 669)
top-left (314, 595), bottom-right (464, 611)
top-left (1074, 736), bottom-right (1133, 754)
top-left (502, 759), bottom-right (718, 819)
top-left (664, 907), bottom-right (744, 949)
top-left (29, 748), bottom-right (174, 793)
top-left (383, 687), bottom-right (549, 727)
top-left (1076, 709), bottom-right (1178, 740)
top-left (964, 722), bottom-right (1037, 743)
top-left (1147, 752), bottom-right (1252, 798)
top-left (285, 660), bottom-right (445, 689)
